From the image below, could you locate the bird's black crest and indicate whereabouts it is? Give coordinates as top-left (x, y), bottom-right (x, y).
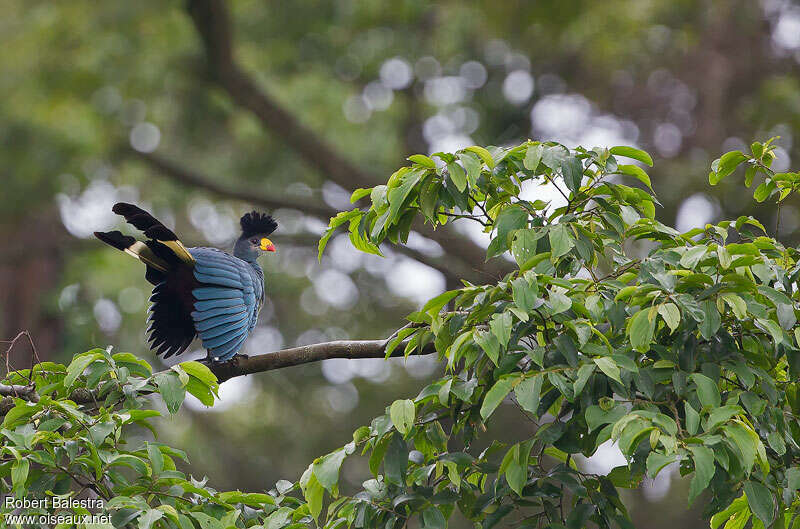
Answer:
top-left (240, 211), bottom-right (277, 238)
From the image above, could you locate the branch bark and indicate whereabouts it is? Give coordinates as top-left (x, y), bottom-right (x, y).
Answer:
top-left (208, 338), bottom-right (436, 383)
top-left (0, 383), bottom-right (39, 402)
top-left (183, 0), bottom-right (514, 283)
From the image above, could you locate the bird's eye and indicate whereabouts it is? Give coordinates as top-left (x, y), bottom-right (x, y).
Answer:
top-left (250, 238), bottom-right (258, 244)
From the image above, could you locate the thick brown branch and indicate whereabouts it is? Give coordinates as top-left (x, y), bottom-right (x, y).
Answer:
top-left (208, 338), bottom-right (436, 383)
top-left (184, 0), bottom-right (514, 283)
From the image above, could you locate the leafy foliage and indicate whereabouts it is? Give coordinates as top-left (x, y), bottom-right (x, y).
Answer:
top-left (313, 140), bottom-right (800, 527)
top-left (0, 351), bottom-right (288, 528)
top-left (5, 139), bottom-right (800, 528)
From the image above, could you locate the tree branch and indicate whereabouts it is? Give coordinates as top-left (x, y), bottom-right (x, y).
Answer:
top-left (0, 383), bottom-right (39, 402)
top-left (130, 149), bottom-right (338, 219)
top-left (24, 338), bottom-right (436, 408)
top-left (208, 338), bottom-right (436, 383)
top-left (130, 148), bottom-right (479, 285)
top-left (183, 0), bottom-right (514, 283)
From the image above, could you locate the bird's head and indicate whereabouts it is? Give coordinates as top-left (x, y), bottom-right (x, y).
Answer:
top-left (234, 211), bottom-right (278, 262)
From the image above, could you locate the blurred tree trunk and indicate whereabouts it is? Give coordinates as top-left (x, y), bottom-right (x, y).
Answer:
top-left (0, 210), bottom-right (66, 367)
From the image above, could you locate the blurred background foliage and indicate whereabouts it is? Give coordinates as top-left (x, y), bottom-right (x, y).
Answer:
top-left (1, 0), bottom-right (799, 526)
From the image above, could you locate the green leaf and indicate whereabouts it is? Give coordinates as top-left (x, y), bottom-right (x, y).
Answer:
top-left (11, 458), bottom-right (28, 493)
top-left (690, 373), bottom-right (721, 409)
top-left (658, 302), bottom-right (681, 332)
top-left (301, 468), bottom-right (324, 520)
top-left (753, 180), bottom-right (774, 202)
top-left (263, 507), bottom-right (293, 529)
top-left (586, 404), bottom-right (627, 432)
top-left (389, 399), bottom-right (415, 435)
top-left (489, 311), bottom-right (513, 349)
top-left (64, 353), bottom-right (100, 389)
top-left (787, 467), bottom-right (800, 492)
top-left (422, 290), bottom-right (459, 316)
top-left (422, 507), bottom-right (447, 529)
top-left (138, 509), bottom-right (165, 529)
top-left (646, 452), bottom-right (675, 479)
top-left (318, 210), bottom-right (362, 260)
top-left (757, 317), bottom-right (785, 345)
top-left (514, 375), bottom-right (542, 415)
top-left (313, 449), bottom-right (347, 493)
top-left (505, 459), bottom-right (527, 497)
top-left (705, 405), bottom-right (743, 432)
top-left (757, 285), bottom-right (796, 329)
top-left (685, 401), bottom-right (700, 435)
top-left (710, 151), bottom-right (748, 185)
top-left (549, 223), bottom-right (575, 258)
top-left (464, 145), bottom-right (495, 168)
top-left (146, 443), bottom-right (164, 476)
top-left (350, 187), bottom-right (373, 203)
top-left (185, 376), bottom-right (215, 407)
top-left (511, 277), bottom-right (537, 313)
top-left (511, 228), bottom-right (545, 268)
top-left (698, 300), bottom-right (721, 339)
top-left (688, 445), bottom-right (715, 504)
top-left (618, 164), bottom-right (653, 191)
top-left (523, 143), bottom-right (543, 171)
top-left (724, 422), bottom-right (756, 474)
top-left (617, 418), bottom-right (655, 457)
top-left (561, 156), bottom-right (583, 192)
top-left (447, 161), bottom-right (467, 192)
top-left (679, 246), bottom-right (707, 269)
top-left (384, 433), bottom-right (408, 485)
top-left (610, 146), bottom-right (653, 166)
top-left (743, 481), bottom-right (775, 527)
top-left (459, 152), bottom-right (483, 183)
top-left (388, 168), bottom-right (425, 222)
top-left (573, 363), bottom-right (595, 395)
top-left (593, 356), bottom-right (622, 385)
top-left (487, 205), bottom-right (529, 258)
top-left (548, 289), bottom-right (572, 315)
top-left (710, 495), bottom-right (749, 529)
top-left (474, 329), bottom-right (500, 366)
top-left (628, 309), bottom-right (655, 353)
top-left (720, 293), bottom-right (747, 319)
top-left (154, 372), bottom-right (186, 414)
top-left (480, 376), bottom-right (515, 420)
top-left (408, 154), bottom-right (435, 168)
top-left (177, 361), bottom-right (219, 395)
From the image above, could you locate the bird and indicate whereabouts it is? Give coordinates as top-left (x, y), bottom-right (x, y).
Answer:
top-left (94, 203), bottom-right (277, 362)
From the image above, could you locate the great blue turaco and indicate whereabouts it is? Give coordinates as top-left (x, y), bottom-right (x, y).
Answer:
top-left (94, 203), bottom-right (277, 361)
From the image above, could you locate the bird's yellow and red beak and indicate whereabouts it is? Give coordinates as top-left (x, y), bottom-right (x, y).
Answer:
top-left (260, 238), bottom-right (276, 252)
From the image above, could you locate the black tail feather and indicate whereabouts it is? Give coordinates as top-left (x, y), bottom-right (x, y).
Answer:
top-left (146, 269), bottom-right (197, 359)
top-left (94, 230), bottom-right (136, 252)
top-left (112, 202), bottom-right (178, 241)
top-left (109, 202), bottom-right (195, 265)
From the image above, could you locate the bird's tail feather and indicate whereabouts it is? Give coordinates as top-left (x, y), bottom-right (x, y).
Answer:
top-left (111, 202), bottom-right (195, 264)
top-left (94, 230), bottom-right (171, 272)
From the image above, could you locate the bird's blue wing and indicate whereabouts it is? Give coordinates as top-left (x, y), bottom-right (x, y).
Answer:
top-left (189, 249), bottom-right (260, 360)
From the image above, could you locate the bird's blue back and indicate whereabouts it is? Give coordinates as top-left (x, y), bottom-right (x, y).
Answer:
top-left (188, 247), bottom-right (264, 360)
